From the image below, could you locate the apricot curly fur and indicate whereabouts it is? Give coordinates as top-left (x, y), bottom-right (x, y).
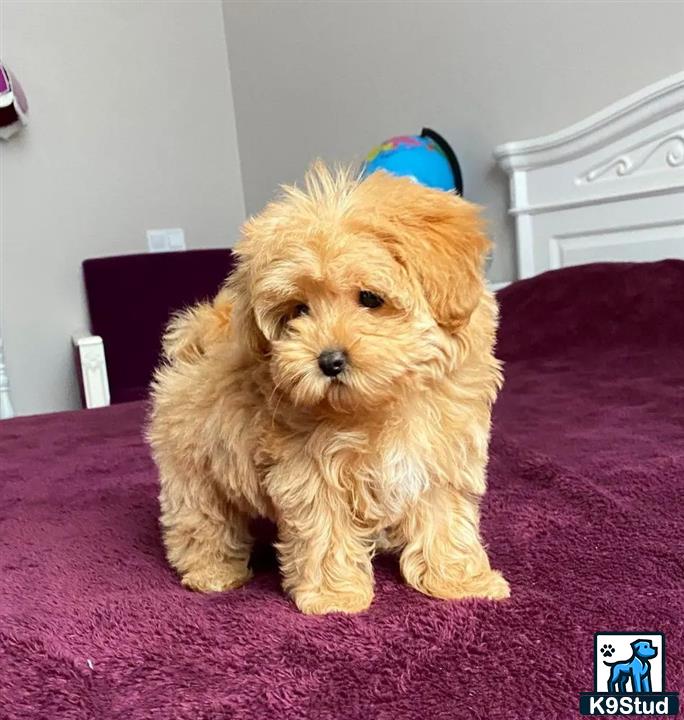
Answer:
top-left (148, 163), bottom-right (509, 614)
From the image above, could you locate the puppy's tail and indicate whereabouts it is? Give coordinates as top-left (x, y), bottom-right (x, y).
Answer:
top-left (162, 288), bottom-right (232, 364)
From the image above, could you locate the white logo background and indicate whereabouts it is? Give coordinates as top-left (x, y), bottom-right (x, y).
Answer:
top-left (595, 633), bottom-right (664, 693)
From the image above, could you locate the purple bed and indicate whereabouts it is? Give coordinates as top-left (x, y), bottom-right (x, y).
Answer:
top-left (1, 261), bottom-right (682, 719)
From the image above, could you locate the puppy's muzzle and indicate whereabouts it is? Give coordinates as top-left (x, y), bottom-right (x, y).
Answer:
top-left (318, 349), bottom-right (347, 377)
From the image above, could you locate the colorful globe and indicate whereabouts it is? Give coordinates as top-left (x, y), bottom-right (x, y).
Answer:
top-left (361, 129), bottom-right (463, 194)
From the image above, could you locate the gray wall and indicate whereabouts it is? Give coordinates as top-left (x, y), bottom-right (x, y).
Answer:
top-left (222, 0), bottom-right (684, 284)
top-left (1, 1), bottom-right (245, 415)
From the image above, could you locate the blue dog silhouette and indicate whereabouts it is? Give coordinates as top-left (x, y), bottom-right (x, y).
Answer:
top-left (604, 639), bottom-right (657, 693)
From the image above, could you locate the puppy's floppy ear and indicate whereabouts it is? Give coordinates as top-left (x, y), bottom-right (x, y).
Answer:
top-left (223, 235), bottom-right (271, 357)
top-left (359, 173), bottom-right (491, 334)
top-left (225, 204), bottom-right (298, 355)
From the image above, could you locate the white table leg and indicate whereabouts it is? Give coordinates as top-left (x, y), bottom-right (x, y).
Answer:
top-left (0, 337), bottom-right (15, 419)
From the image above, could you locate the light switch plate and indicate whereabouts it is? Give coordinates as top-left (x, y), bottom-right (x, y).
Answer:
top-left (147, 228), bottom-right (186, 253)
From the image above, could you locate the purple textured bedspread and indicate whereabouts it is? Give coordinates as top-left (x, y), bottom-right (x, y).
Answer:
top-left (1, 261), bottom-right (683, 719)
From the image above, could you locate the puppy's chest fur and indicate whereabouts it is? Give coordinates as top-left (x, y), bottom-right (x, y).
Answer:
top-left (358, 442), bottom-right (432, 520)
top-left (268, 418), bottom-right (440, 524)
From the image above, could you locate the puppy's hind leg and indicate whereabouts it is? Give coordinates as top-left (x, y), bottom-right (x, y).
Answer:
top-left (159, 466), bottom-right (253, 593)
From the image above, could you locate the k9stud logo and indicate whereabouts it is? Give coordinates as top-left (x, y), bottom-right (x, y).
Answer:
top-left (579, 632), bottom-right (679, 716)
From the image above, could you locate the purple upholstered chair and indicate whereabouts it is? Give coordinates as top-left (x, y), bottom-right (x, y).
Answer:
top-left (74, 249), bottom-right (236, 407)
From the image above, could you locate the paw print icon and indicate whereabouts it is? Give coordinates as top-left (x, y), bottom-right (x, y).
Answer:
top-left (600, 643), bottom-right (615, 657)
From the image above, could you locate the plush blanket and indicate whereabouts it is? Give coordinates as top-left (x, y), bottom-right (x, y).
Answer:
top-left (1, 261), bottom-right (682, 719)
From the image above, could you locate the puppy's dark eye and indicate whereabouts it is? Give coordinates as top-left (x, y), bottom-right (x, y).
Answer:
top-left (292, 303), bottom-right (309, 318)
top-left (358, 290), bottom-right (384, 309)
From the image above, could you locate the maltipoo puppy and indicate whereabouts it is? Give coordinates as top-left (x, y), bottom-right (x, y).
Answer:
top-left (148, 163), bottom-right (509, 614)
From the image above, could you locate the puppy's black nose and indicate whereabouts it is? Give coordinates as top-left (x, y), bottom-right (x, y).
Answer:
top-left (318, 349), bottom-right (347, 377)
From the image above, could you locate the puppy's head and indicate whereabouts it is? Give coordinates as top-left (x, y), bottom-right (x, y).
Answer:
top-left (228, 162), bottom-right (491, 411)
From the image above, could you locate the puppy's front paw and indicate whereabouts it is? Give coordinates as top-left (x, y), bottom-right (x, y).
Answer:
top-left (181, 564), bottom-right (252, 593)
top-left (409, 568), bottom-right (510, 602)
top-left (293, 588), bottom-right (373, 615)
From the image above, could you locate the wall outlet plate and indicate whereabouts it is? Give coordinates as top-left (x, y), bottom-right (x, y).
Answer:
top-left (147, 228), bottom-right (186, 253)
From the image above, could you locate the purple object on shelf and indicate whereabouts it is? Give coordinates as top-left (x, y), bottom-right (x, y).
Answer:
top-left (83, 249), bottom-right (237, 404)
top-left (0, 61), bottom-right (29, 139)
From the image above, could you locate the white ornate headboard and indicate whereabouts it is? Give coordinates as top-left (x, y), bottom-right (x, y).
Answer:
top-left (494, 71), bottom-right (684, 279)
